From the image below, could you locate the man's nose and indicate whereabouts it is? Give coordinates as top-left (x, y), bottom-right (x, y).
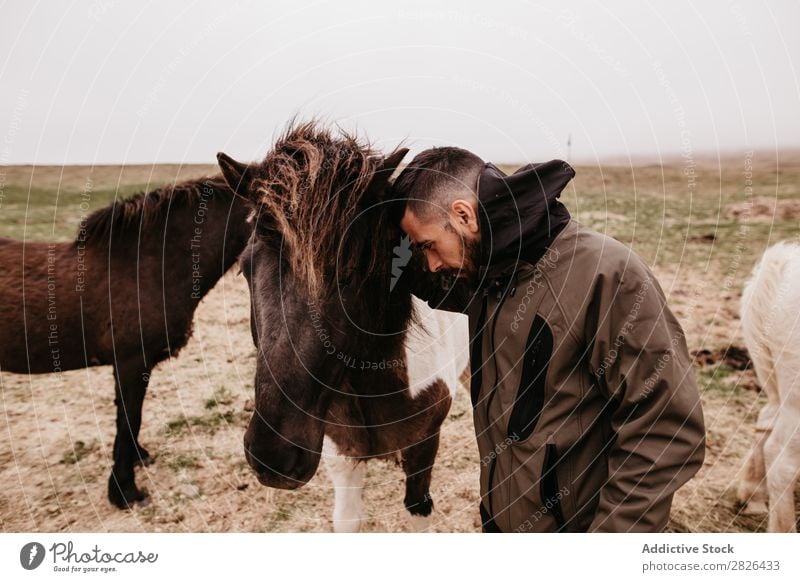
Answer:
top-left (426, 252), bottom-right (443, 273)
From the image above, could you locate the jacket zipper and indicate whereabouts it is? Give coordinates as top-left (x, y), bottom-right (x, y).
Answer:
top-left (469, 287), bottom-right (490, 408)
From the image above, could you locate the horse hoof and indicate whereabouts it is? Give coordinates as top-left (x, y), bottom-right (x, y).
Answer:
top-left (108, 477), bottom-right (148, 510)
top-left (134, 454), bottom-right (155, 467)
top-left (738, 499), bottom-right (768, 515)
top-left (134, 445), bottom-right (154, 467)
top-left (405, 493), bottom-right (434, 517)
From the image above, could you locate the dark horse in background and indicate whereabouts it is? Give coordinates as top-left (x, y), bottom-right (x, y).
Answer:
top-left (217, 122), bottom-right (468, 532)
top-left (0, 176), bottom-right (253, 508)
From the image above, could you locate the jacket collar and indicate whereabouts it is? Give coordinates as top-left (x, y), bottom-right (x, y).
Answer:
top-left (476, 160), bottom-right (574, 281)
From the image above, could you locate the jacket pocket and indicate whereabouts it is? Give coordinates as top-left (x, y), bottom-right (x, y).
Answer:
top-left (501, 436), bottom-right (561, 532)
top-left (540, 441), bottom-right (567, 531)
top-left (507, 315), bottom-right (553, 442)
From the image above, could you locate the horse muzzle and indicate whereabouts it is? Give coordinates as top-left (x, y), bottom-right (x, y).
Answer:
top-left (244, 440), bottom-right (319, 490)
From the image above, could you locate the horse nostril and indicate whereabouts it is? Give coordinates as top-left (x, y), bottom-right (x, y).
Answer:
top-left (246, 442), bottom-right (287, 473)
top-left (244, 442), bottom-right (314, 489)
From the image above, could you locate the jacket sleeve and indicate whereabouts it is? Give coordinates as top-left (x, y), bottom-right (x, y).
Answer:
top-left (584, 255), bottom-right (705, 532)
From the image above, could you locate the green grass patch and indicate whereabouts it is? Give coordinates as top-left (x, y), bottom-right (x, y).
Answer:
top-left (0, 164), bottom-right (217, 240)
top-left (204, 385), bottom-right (235, 410)
top-left (165, 409), bottom-right (239, 437)
top-left (60, 440), bottom-right (97, 465)
top-left (165, 453), bottom-right (201, 472)
top-left (262, 501), bottom-right (296, 531)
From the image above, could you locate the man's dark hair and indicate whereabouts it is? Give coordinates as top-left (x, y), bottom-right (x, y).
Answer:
top-left (393, 146), bottom-right (484, 221)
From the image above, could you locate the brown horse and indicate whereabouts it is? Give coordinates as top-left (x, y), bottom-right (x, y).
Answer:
top-left (217, 122), bottom-right (465, 530)
top-left (0, 176), bottom-right (253, 508)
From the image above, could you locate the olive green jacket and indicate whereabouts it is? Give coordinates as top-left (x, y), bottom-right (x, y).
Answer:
top-left (412, 162), bottom-right (705, 532)
top-left (465, 218), bottom-right (705, 532)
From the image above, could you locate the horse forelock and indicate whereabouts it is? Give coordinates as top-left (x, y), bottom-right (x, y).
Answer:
top-left (251, 121), bottom-right (385, 300)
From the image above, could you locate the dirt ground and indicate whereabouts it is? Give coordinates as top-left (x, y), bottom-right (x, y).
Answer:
top-left (0, 271), bottom-right (483, 532)
top-left (0, 266), bottom-right (777, 533)
top-left (2, 154), bottom-right (799, 532)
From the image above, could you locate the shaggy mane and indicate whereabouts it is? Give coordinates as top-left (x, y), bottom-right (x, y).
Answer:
top-left (252, 121), bottom-right (390, 299)
top-left (78, 175), bottom-right (231, 246)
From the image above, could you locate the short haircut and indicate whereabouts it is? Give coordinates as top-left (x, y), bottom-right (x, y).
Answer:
top-left (393, 146), bottom-right (484, 221)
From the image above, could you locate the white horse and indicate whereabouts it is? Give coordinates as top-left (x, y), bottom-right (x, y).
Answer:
top-left (738, 242), bottom-right (800, 532)
top-left (322, 297), bottom-right (469, 532)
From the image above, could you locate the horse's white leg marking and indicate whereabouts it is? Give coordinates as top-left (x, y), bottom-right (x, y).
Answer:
top-left (322, 436), bottom-right (366, 533)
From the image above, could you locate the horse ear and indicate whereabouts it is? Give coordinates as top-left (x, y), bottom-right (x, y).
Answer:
top-left (217, 152), bottom-right (257, 200)
top-left (372, 148), bottom-right (409, 191)
top-left (383, 147), bottom-right (409, 177)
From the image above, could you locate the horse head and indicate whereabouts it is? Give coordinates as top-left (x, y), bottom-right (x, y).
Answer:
top-left (218, 122), bottom-right (411, 489)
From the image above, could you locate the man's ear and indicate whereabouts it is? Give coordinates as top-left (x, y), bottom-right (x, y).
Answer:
top-left (217, 152), bottom-right (257, 201)
top-left (451, 199), bottom-right (480, 233)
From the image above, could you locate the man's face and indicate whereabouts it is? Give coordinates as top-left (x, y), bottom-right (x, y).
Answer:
top-left (400, 201), bottom-right (481, 280)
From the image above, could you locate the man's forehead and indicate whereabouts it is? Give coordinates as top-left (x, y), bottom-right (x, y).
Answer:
top-left (400, 207), bottom-right (419, 233)
top-left (400, 208), bottom-right (432, 241)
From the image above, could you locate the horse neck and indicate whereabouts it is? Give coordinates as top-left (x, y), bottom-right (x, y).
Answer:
top-left (210, 196), bottom-right (253, 273)
top-left (167, 193), bottom-right (251, 303)
top-left (331, 286), bottom-right (412, 388)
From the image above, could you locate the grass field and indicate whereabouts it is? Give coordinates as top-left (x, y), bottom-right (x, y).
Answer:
top-left (1, 152), bottom-right (799, 532)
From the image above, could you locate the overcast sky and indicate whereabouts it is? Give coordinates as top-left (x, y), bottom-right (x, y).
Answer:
top-left (1, 0), bottom-right (798, 165)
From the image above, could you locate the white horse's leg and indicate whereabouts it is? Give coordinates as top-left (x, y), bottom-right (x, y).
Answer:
top-left (737, 431), bottom-right (770, 514)
top-left (764, 414), bottom-right (800, 532)
top-left (739, 243), bottom-right (800, 531)
top-left (737, 403), bottom-right (778, 514)
top-left (738, 262), bottom-right (782, 515)
top-left (763, 361), bottom-right (800, 532)
top-left (322, 436), bottom-right (366, 533)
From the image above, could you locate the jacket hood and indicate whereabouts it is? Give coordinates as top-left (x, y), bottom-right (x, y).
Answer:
top-left (477, 160), bottom-right (575, 269)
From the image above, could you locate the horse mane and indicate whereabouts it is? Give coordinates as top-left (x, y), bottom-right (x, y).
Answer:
top-left (251, 121), bottom-right (387, 300)
top-left (77, 175), bottom-right (232, 247)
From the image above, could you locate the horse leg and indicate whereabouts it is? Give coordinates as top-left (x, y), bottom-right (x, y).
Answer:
top-left (108, 359), bottom-right (151, 509)
top-left (401, 432), bottom-right (440, 532)
top-left (737, 339), bottom-right (779, 514)
top-left (322, 437), bottom-right (366, 533)
top-left (737, 404), bottom-right (778, 514)
top-left (763, 356), bottom-right (800, 531)
top-left (764, 412), bottom-right (800, 532)
top-left (736, 430), bottom-right (770, 514)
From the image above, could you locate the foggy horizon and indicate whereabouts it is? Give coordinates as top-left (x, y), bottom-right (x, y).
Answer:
top-left (1, 0), bottom-right (798, 166)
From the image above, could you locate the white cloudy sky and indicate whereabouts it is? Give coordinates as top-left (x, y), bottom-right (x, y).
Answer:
top-left (0, 0), bottom-right (798, 165)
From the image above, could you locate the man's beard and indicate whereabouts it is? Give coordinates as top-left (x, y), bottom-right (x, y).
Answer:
top-left (442, 235), bottom-right (481, 288)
